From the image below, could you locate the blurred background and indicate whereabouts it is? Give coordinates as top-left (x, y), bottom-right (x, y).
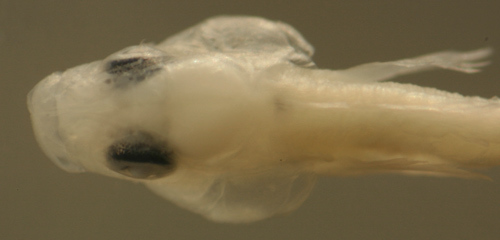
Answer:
top-left (1, 1), bottom-right (499, 239)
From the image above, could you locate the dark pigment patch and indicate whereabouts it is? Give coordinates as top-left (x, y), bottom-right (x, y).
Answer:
top-left (106, 131), bottom-right (175, 179)
top-left (105, 57), bottom-right (163, 85)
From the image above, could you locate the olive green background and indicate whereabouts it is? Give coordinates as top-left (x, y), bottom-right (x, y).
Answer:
top-left (1, 1), bottom-right (500, 239)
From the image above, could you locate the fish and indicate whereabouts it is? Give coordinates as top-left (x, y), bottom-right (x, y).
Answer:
top-left (28, 16), bottom-right (496, 223)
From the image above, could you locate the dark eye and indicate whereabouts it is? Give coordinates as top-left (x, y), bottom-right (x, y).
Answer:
top-left (106, 131), bottom-right (175, 179)
top-left (105, 57), bottom-right (163, 86)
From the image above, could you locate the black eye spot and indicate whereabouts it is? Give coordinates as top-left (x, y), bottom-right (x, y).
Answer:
top-left (106, 131), bottom-right (175, 179)
top-left (105, 57), bottom-right (163, 86)
top-left (107, 57), bottom-right (148, 74)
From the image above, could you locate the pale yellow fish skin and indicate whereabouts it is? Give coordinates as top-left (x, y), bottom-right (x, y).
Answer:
top-left (28, 16), bottom-right (496, 223)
